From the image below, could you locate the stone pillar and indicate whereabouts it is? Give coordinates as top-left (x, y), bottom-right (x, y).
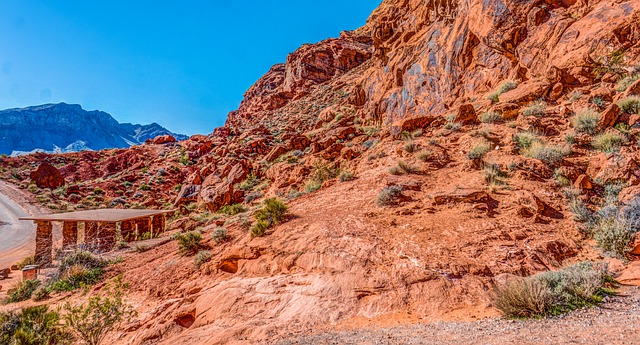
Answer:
top-left (120, 220), bottom-right (136, 242)
top-left (98, 222), bottom-right (117, 252)
top-left (34, 221), bottom-right (53, 265)
top-left (136, 217), bottom-right (152, 239)
top-left (85, 221), bottom-right (99, 251)
top-left (62, 221), bottom-right (78, 250)
top-left (151, 214), bottom-right (166, 236)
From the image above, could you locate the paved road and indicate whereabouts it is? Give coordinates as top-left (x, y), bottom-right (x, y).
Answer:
top-left (0, 189), bottom-right (34, 268)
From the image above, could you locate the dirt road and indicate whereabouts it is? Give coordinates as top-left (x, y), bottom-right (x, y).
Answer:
top-left (0, 182), bottom-right (35, 268)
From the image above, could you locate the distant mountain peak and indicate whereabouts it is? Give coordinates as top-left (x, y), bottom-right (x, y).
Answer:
top-left (0, 103), bottom-right (187, 156)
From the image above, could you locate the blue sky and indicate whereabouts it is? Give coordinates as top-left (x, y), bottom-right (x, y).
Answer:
top-left (0, 1), bottom-right (380, 135)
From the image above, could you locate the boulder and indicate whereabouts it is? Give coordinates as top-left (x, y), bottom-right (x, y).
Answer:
top-left (146, 134), bottom-right (176, 145)
top-left (452, 104), bottom-right (478, 125)
top-left (491, 102), bottom-right (520, 120)
top-left (596, 104), bottom-right (620, 130)
top-left (174, 184), bottom-right (201, 206)
top-left (499, 79), bottom-right (550, 104)
top-left (289, 135), bottom-right (311, 150)
top-left (573, 174), bottom-right (593, 190)
top-left (0, 268), bottom-right (9, 279)
top-left (265, 145), bottom-right (288, 162)
top-left (30, 162), bottom-right (65, 189)
top-left (389, 115), bottom-right (439, 137)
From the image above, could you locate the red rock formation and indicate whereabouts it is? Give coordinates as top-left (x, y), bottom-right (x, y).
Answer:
top-left (29, 162), bottom-right (65, 189)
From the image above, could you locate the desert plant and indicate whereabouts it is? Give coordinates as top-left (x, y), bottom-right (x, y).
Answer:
top-left (217, 203), bottom-right (247, 216)
top-left (487, 80), bottom-right (518, 103)
top-left (63, 279), bottom-right (137, 345)
top-left (376, 186), bottom-right (403, 206)
top-left (5, 279), bottom-right (40, 303)
top-left (0, 306), bottom-right (72, 345)
top-left (616, 73), bottom-right (639, 91)
top-left (211, 227), bottom-right (230, 244)
top-left (513, 131), bottom-right (540, 150)
top-left (237, 174), bottom-right (260, 192)
top-left (443, 121), bottom-right (462, 131)
top-left (304, 179), bottom-right (322, 193)
top-left (492, 262), bottom-right (614, 318)
top-left (193, 250), bottom-right (212, 269)
top-left (467, 140), bottom-right (492, 160)
top-left (483, 163), bottom-right (508, 187)
top-left (522, 101), bottom-right (547, 117)
top-left (251, 198), bottom-right (287, 237)
top-left (572, 109), bottom-right (600, 134)
top-left (404, 141), bottom-right (417, 153)
top-left (480, 111), bottom-right (502, 123)
top-left (176, 232), bottom-right (203, 255)
top-left (522, 142), bottom-right (569, 164)
top-left (591, 132), bottom-right (627, 153)
top-left (617, 96), bottom-right (640, 114)
top-left (15, 256), bottom-right (35, 270)
top-left (338, 170), bottom-right (355, 182)
top-left (594, 218), bottom-right (635, 258)
top-left (416, 149), bottom-right (433, 162)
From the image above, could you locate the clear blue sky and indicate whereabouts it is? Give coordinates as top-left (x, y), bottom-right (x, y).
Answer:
top-left (0, 1), bottom-right (380, 135)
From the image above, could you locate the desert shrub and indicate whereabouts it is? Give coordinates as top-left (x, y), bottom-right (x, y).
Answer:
top-left (594, 218), bottom-right (635, 258)
top-left (304, 179), bottom-right (322, 193)
top-left (522, 101), bottom-right (547, 117)
top-left (32, 285), bottom-right (50, 301)
top-left (49, 251), bottom-right (108, 292)
top-left (0, 306), bottom-right (72, 345)
top-left (64, 279), bottom-right (137, 345)
top-left (553, 170), bottom-right (571, 187)
top-left (572, 108), bottom-right (600, 134)
top-left (467, 140), bottom-right (492, 160)
top-left (5, 279), bottom-right (40, 303)
top-left (376, 186), bottom-right (403, 206)
top-left (591, 132), bottom-right (627, 153)
top-left (617, 96), bottom-right (640, 114)
top-left (217, 203), bottom-right (247, 216)
top-left (522, 142), bottom-right (569, 164)
top-left (591, 96), bottom-right (606, 108)
top-left (304, 162), bottom-right (339, 193)
top-left (338, 170), bottom-right (355, 182)
top-left (244, 191), bottom-right (263, 204)
top-left (194, 250), bottom-right (212, 269)
top-left (483, 163), bottom-right (507, 187)
top-left (211, 227), bottom-right (230, 244)
top-left (568, 91), bottom-right (582, 103)
top-left (251, 198), bottom-right (287, 237)
top-left (15, 256), bottom-right (35, 270)
top-left (416, 149), bottom-right (433, 162)
top-left (488, 80), bottom-right (518, 103)
top-left (616, 73), bottom-right (639, 91)
top-left (443, 121), bottom-right (462, 131)
top-left (492, 262), bottom-right (614, 318)
top-left (237, 173), bottom-right (260, 192)
top-left (399, 130), bottom-right (412, 141)
top-left (480, 111), bottom-right (502, 123)
top-left (389, 161), bottom-right (417, 175)
top-left (513, 131), bottom-right (540, 150)
top-left (404, 141), bottom-right (417, 153)
top-left (176, 232), bottom-right (203, 255)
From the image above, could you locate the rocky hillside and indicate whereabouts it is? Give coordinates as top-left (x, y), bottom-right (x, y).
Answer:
top-left (1, 0), bottom-right (640, 344)
top-left (0, 103), bottom-right (186, 156)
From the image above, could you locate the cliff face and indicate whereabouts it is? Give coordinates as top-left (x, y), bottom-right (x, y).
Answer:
top-left (227, 0), bottom-right (640, 130)
top-left (0, 103), bottom-right (186, 155)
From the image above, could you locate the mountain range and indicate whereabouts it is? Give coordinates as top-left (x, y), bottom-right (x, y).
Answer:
top-left (0, 103), bottom-right (186, 156)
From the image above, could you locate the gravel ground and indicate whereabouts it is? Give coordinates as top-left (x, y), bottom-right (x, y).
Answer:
top-left (273, 286), bottom-right (640, 345)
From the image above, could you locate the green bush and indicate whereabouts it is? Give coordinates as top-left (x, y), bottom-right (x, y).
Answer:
top-left (217, 203), bottom-right (247, 216)
top-left (617, 96), bottom-right (640, 114)
top-left (522, 101), bottom-right (547, 117)
top-left (483, 163), bottom-right (507, 187)
top-left (594, 218), bottom-right (635, 259)
top-left (237, 174), bottom-right (261, 192)
top-left (15, 256), bottom-right (35, 270)
top-left (467, 141), bottom-right (492, 160)
top-left (492, 262), bottom-right (614, 318)
top-left (591, 96), bottom-right (606, 108)
top-left (0, 306), bottom-right (72, 345)
top-left (338, 170), bottom-right (355, 182)
top-left (487, 80), bottom-right (518, 103)
top-left (591, 132), bottom-right (627, 153)
top-left (572, 109), bottom-right (600, 134)
top-left (513, 131), bottom-right (540, 150)
top-left (522, 142), bottom-right (569, 164)
top-left (176, 232), bottom-right (203, 255)
top-left (5, 279), bottom-right (40, 303)
top-left (480, 111), bottom-right (502, 123)
top-left (304, 179), bottom-right (323, 193)
top-left (211, 227), bottom-right (230, 244)
top-left (376, 186), bottom-right (403, 206)
top-left (194, 250), bottom-right (212, 269)
top-left (404, 141), bottom-right (417, 153)
top-left (64, 279), bottom-right (137, 345)
top-left (251, 198), bottom-right (288, 237)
